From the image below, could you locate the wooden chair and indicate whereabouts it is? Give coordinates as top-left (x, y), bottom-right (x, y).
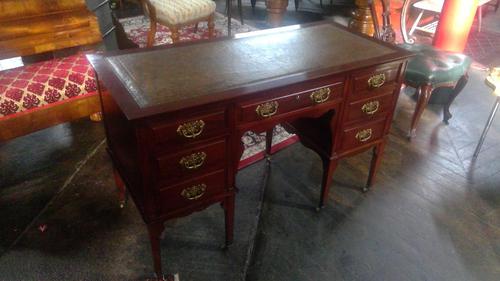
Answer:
top-left (141, 0), bottom-right (216, 47)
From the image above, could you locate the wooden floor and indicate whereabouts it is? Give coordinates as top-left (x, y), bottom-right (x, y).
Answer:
top-left (1, 1), bottom-right (500, 280)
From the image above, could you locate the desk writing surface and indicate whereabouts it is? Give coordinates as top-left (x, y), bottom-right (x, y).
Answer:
top-left (99, 23), bottom-right (408, 118)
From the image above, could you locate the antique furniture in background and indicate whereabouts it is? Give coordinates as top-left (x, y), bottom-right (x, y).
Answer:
top-left (349, 0), bottom-right (376, 37)
top-left (473, 67), bottom-right (500, 158)
top-left (409, 0), bottom-right (495, 37)
top-left (0, 0), bottom-right (101, 60)
top-left (140, 0), bottom-right (216, 46)
top-left (88, 22), bottom-right (411, 278)
top-left (394, 0), bottom-right (472, 138)
top-left (0, 0), bottom-right (102, 142)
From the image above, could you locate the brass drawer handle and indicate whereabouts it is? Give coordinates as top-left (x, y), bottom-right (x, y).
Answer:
top-left (181, 183), bottom-right (206, 200)
top-left (179, 152), bottom-right (207, 170)
top-left (356, 128), bottom-right (373, 142)
top-left (256, 101), bottom-right (279, 118)
top-left (177, 120), bottom-right (205, 139)
top-left (368, 73), bottom-right (386, 89)
top-left (310, 87), bottom-right (331, 104)
top-left (361, 100), bottom-right (380, 115)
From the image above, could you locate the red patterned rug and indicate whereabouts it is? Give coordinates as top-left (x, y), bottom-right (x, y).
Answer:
top-left (119, 13), bottom-right (297, 168)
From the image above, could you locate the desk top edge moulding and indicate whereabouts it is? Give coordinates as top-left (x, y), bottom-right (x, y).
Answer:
top-left (88, 22), bottom-right (412, 120)
top-left (88, 22), bottom-right (413, 279)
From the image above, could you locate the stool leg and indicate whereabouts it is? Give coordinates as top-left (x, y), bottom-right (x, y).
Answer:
top-left (444, 74), bottom-right (469, 124)
top-left (473, 97), bottom-right (500, 158)
top-left (207, 14), bottom-right (215, 39)
top-left (237, 0), bottom-right (244, 24)
top-left (147, 20), bottom-right (157, 47)
top-left (408, 84), bottom-right (433, 139)
top-left (227, 0), bottom-right (232, 36)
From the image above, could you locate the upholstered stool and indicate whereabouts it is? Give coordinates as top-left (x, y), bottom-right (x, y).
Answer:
top-left (0, 54), bottom-right (100, 141)
top-left (473, 67), bottom-right (500, 158)
top-left (141, 0), bottom-right (216, 46)
top-left (400, 43), bottom-right (471, 139)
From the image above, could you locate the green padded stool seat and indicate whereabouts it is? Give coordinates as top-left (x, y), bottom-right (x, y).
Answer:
top-left (401, 44), bottom-right (472, 86)
top-left (399, 43), bottom-right (472, 138)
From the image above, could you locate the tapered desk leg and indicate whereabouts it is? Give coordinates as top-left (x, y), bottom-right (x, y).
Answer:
top-left (473, 97), bottom-right (500, 158)
top-left (265, 128), bottom-right (274, 160)
top-left (147, 222), bottom-right (166, 279)
top-left (224, 194), bottom-right (235, 246)
top-left (317, 159), bottom-right (338, 211)
top-left (365, 141), bottom-right (386, 192)
top-left (113, 168), bottom-right (127, 208)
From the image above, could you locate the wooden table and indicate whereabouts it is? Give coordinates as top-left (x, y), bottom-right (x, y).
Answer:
top-left (88, 22), bottom-right (412, 279)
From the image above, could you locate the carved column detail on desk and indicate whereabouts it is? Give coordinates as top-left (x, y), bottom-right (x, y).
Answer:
top-left (349, 0), bottom-right (375, 37)
top-left (265, 0), bottom-right (288, 27)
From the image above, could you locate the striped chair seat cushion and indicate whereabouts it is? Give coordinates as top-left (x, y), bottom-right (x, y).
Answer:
top-left (150, 0), bottom-right (216, 25)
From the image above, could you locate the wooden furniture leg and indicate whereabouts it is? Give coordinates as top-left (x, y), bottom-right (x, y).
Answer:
top-left (443, 73), bottom-right (469, 124)
top-left (147, 222), bottom-right (166, 279)
top-left (317, 158), bottom-right (338, 211)
top-left (237, 0), bottom-right (244, 23)
top-left (170, 27), bottom-right (180, 43)
top-left (408, 84), bottom-right (433, 139)
top-left (265, 128), bottom-right (274, 158)
top-left (194, 22), bottom-right (199, 33)
top-left (251, 0), bottom-right (256, 8)
top-left (113, 168), bottom-right (127, 208)
top-left (208, 15), bottom-right (215, 39)
top-left (147, 18), bottom-right (157, 47)
top-left (365, 141), bottom-right (386, 192)
top-left (224, 195), bottom-right (235, 246)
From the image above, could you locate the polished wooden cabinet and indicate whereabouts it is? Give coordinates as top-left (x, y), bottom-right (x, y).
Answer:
top-left (88, 22), bottom-right (412, 279)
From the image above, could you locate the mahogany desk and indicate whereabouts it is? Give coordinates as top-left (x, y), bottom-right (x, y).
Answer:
top-left (87, 22), bottom-right (412, 278)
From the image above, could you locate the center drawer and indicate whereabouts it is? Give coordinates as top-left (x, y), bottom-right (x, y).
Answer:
top-left (158, 169), bottom-right (226, 214)
top-left (153, 139), bottom-right (226, 186)
top-left (238, 82), bottom-right (344, 123)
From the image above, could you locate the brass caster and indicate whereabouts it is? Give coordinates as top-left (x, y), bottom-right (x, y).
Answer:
top-left (119, 200), bottom-right (126, 209)
top-left (315, 206), bottom-right (324, 213)
top-left (361, 186), bottom-right (369, 193)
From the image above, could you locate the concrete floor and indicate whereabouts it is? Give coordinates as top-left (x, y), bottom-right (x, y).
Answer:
top-left (1, 2), bottom-right (500, 280)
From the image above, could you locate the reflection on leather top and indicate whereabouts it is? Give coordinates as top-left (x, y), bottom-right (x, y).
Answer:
top-left (105, 24), bottom-right (396, 108)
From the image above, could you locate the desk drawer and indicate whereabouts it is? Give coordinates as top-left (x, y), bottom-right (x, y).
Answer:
top-left (339, 118), bottom-right (387, 151)
top-left (158, 170), bottom-right (226, 214)
top-left (239, 83), bottom-right (343, 123)
top-left (344, 93), bottom-right (395, 124)
top-left (154, 139), bottom-right (226, 186)
top-left (350, 63), bottom-right (401, 100)
top-left (148, 110), bottom-right (227, 146)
